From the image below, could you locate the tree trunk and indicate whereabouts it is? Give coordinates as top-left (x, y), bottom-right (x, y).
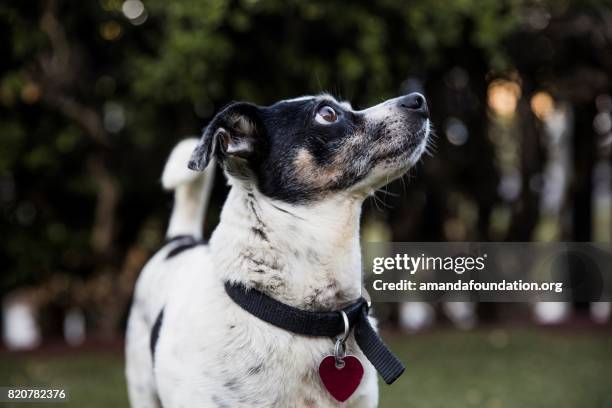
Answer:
top-left (571, 102), bottom-right (596, 242)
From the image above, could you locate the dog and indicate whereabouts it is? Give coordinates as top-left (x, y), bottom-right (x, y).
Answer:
top-left (125, 92), bottom-right (431, 408)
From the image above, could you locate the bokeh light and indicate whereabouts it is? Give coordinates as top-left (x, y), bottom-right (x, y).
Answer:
top-left (122, 0), bottom-right (147, 25)
top-left (488, 79), bottom-right (521, 118)
top-left (445, 117), bottom-right (469, 146)
top-left (99, 21), bottom-right (122, 41)
top-left (103, 102), bottom-right (126, 133)
top-left (593, 112), bottom-right (612, 135)
top-left (530, 91), bottom-right (555, 120)
top-left (20, 82), bottom-right (40, 104)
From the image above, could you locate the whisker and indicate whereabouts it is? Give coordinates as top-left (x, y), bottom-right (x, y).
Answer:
top-left (376, 188), bottom-right (400, 197)
top-left (372, 191), bottom-right (393, 209)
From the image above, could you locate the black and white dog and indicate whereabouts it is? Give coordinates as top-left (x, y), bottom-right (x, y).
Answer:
top-left (126, 93), bottom-right (430, 407)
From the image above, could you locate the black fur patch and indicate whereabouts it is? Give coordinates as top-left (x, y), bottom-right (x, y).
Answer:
top-left (251, 226), bottom-right (268, 241)
top-left (190, 95), bottom-right (429, 204)
top-left (163, 235), bottom-right (193, 245)
top-left (164, 235), bottom-right (207, 259)
top-left (150, 308), bottom-right (164, 361)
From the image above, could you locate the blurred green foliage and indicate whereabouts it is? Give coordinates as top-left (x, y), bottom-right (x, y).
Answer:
top-left (0, 0), bottom-right (526, 291)
top-left (1, 0), bottom-right (611, 337)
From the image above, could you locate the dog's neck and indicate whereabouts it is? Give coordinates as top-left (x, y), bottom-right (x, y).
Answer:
top-left (210, 185), bottom-right (363, 310)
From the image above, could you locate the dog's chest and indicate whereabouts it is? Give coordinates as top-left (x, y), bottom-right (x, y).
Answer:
top-left (152, 266), bottom-right (369, 408)
top-left (154, 295), bottom-right (352, 406)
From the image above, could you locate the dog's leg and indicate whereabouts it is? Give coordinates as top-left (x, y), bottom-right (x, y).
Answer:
top-left (125, 306), bottom-right (161, 408)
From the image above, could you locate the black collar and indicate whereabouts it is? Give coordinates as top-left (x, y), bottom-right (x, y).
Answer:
top-left (225, 281), bottom-right (405, 384)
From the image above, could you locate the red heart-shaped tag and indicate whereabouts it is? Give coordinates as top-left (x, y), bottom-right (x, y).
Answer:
top-left (318, 355), bottom-right (364, 402)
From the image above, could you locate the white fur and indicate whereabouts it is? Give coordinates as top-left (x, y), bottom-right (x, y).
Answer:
top-left (126, 138), bottom-right (214, 407)
top-left (126, 171), bottom-right (379, 407)
top-left (156, 191), bottom-right (378, 407)
top-left (161, 139), bottom-right (202, 190)
top-left (162, 138), bottom-right (216, 239)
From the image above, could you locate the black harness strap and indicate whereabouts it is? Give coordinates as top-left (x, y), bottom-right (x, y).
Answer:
top-left (224, 282), bottom-right (405, 384)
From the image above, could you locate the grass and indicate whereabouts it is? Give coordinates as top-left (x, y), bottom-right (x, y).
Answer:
top-left (0, 349), bottom-right (126, 408)
top-left (380, 328), bottom-right (612, 408)
top-left (0, 328), bottom-right (610, 407)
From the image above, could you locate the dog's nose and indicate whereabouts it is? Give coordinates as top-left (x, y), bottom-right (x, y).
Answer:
top-left (398, 93), bottom-right (429, 117)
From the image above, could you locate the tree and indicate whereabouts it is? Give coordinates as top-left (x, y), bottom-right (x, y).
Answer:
top-left (1, 0), bottom-right (609, 338)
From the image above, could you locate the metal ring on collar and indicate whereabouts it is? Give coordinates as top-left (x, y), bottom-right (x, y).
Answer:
top-left (338, 310), bottom-right (350, 343)
top-left (334, 337), bottom-right (347, 360)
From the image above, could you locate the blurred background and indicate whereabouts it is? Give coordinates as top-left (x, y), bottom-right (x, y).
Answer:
top-left (1, 0), bottom-right (611, 407)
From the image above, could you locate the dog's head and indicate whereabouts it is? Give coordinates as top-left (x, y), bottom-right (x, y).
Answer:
top-left (189, 93), bottom-right (430, 203)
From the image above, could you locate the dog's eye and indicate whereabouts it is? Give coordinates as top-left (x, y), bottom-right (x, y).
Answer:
top-left (315, 106), bottom-right (338, 124)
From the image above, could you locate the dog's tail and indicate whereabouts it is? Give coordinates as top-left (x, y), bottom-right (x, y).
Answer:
top-left (161, 138), bottom-right (216, 240)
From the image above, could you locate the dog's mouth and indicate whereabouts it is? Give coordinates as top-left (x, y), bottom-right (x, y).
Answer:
top-left (406, 119), bottom-right (432, 163)
top-left (375, 118), bottom-right (431, 168)
top-left (349, 119), bottom-right (431, 193)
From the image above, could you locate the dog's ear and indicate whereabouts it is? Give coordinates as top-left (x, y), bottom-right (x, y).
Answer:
top-left (188, 102), bottom-right (263, 171)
